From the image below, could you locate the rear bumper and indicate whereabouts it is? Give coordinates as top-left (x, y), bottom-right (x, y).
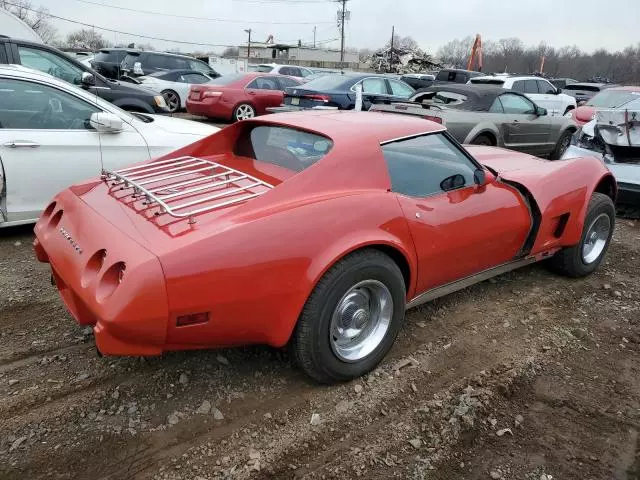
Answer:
top-left (186, 98), bottom-right (232, 119)
top-left (33, 190), bottom-right (169, 356)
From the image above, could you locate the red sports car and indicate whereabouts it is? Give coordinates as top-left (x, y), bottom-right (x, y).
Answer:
top-left (570, 85), bottom-right (640, 126)
top-left (33, 112), bottom-right (617, 384)
top-left (186, 72), bottom-right (302, 122)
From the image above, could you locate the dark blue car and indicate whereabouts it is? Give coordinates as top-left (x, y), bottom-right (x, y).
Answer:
top-left (282, 73), bottom-right (415, 110)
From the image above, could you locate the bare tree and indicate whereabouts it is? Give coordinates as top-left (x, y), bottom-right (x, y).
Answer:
top-left (0, 0), bottom-right (57, 43)
top-left (437, 36), bottom-right (474, 69)
top-left (65, 29), bottom-right (110, 50)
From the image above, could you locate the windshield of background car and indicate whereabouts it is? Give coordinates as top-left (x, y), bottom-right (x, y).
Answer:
top-left (256, 65), bottom-right (275, 73)
top-left (207, 74), bottom-right (246, 86)
top-left (299, 75), bottom-right (350, 91)
top-left (234, 126), bottom-right (333, 172)
top-left (587, 90), bottom-right (640, 108)
top-left (121, 53), bottom-right (140, 69)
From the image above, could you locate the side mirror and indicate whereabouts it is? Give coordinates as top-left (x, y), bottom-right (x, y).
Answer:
top-left (474, 168), bottom-right (493, 188)
top-left (536, 107), bottom-right (548, 116)
top-left (89, 112), bottom-right (123, 133)
top-left (81, 72), bottom-right (95, 88)
top-left (440, 173), bottom-right (466, 192)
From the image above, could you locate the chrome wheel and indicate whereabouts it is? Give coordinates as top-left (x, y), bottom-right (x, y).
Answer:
top-left (329, 280), bottom-right (393, 362)
top-left (582, 213), bottom-right (611, 264)
top-left (558, 133), bottom-right (572, 156)
top-left (235, 104), bottom-right (255, 121)
top-left (162, 90), bottom-right (180, 113)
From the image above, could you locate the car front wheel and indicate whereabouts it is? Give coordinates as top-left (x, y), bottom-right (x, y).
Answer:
top-left (546, 193), bottom-right (615, 277)
top-left (291, 250), bottom-right (406, 384)
top-left (161, 90), bottom-right (181, 113)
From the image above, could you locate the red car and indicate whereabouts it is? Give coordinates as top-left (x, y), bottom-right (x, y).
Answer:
top-left (570, 85), bottom-right (640, 126)
top-left (33, 112), bottom-right (617, 384)
top-left (186, 72), bottom-right (302, 121)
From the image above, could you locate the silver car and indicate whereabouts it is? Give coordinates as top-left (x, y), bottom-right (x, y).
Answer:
top-left (371, 84), bottom-right (577, 159)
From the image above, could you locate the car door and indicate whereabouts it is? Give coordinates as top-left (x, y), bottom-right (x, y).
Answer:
top-left (245, 76), bottom-right (284, 114)
top-left (356, 77), bottom-right (390, 109)
top-left (537, 79), bottom-right (562, 116)
top-left (0, 77), bottom-right (101, 222)
top-left (497, 93), bottom-right (551, 155)
top-left (381, 132), bottom-right (531, 292)
top-left (387, 79), bottom-right (415, 101)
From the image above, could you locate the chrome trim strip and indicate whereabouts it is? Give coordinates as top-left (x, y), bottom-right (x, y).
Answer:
top-left (405, 257), bottom-right (536, 310)
top-left (380, 130), bottom-right (446, 146)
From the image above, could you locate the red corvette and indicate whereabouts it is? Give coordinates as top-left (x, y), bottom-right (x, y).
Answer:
top-left (186, 72), bottom-right (302, 122)
top-left (33, 112), bottom-right (617, 383)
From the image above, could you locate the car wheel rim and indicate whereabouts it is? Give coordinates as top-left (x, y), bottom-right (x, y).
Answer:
top-left (559, 134), bottom-right (571, 155)
top-left (236, 105), bottom-right (255, 120)
top-left (582, 213), bottom-right (610, 264)
top-left (329, 280), bottom-right (393, 363)
top-left (163, 92), bottom-right (179, 112)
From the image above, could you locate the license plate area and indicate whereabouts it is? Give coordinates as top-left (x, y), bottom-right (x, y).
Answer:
top-left (291, 97), bottom-right (300, 106)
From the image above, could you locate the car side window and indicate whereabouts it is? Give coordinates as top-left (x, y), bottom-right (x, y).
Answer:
top-left (488, 97), bottom-right (504, 113)
top-left (183, 73), bottom-right (209, 84)
top-left (247, 77), bottom-right (279, 90)
top-left (512, 80), bottom-right (525, 93)
top-left (381, 133), bottom-right (477, 198)
top-left (388, 80), bottom-right (414, 97)
top-left (188, 59), bottom-right (212, 73)
top-left (277, 76), bottom-right (300, 89)
top-left (537, 80), bottom-right (556, 94)
top-left (499, 93), bottom-right (536, 114)
top-left (0, 78), bottom-right (100, 130)
top-left (18, 46), bottom-right (85, 85)
top-left (524, 80), bottom-right (539, 94)
top-left (300, 68), bottom-right (314, 77)
top-left (361, 78), bottom-right (387, 94)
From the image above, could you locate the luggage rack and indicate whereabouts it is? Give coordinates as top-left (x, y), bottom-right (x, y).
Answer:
top-left (101, 157), bottom-right (273, 224)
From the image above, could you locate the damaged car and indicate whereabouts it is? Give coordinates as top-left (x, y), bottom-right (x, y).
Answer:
top-left (562, 108), bottom-right (640, 218)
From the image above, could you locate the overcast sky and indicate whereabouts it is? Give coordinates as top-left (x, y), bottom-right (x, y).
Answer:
top-left (38, 0), bottom-right (640, 54)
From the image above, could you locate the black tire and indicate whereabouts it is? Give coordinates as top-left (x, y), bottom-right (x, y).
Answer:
top-left (471, 134), bottom-right (494, 146)
top-left (546, 193), bottom-right (615, 278)
top-left (291, 249), bottom-right (406, 384)
top-left (550, 129), bottom-right (574, 160)
top-left (161, 89), bottom-right (181, 113)
top-left (232, 103), bottom-right (256, 122)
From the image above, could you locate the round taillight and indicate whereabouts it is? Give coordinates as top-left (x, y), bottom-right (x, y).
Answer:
top-left (81, 249), bottom-right (107, 288)
top-left (49, 209), bottom-right (63, 229)
top-left (96, 262), bottom-right (126, 303)
top-left (42, 202), bottom-right (57, 219)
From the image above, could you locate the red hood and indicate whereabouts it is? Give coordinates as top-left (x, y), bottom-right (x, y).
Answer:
top-left (573, 105), bottom-right (596, 126)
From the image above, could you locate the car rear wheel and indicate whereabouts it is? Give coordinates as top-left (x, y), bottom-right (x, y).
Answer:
top-left (291, 249), bottom-right (406, 384)
top-left (546, 193), bottom-right (615, 277)
top-left (161, 90), bottom-right (181, 113)
top-left (550, 130), bottom-right (574, 160)
top-left (471, 134), bottom-right (494, 146)
top-left (233, 103), bottom-right (256, 121)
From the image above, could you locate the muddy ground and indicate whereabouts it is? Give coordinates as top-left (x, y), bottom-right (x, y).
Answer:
top-left (0, 219), bottom-right (639, 480)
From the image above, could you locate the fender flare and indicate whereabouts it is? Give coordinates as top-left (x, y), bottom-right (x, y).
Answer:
top-left (464, 125), bottom-right (501, 146)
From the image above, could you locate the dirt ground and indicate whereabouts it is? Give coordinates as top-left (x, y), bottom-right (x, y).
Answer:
top-left (0, 218), bottom-right (639, 480)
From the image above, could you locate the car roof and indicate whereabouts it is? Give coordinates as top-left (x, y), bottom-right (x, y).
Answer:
top-left (100, 47), bottom-right (136, 53)
top-left (565, 82), bottom-right (608, 88)
top-left (421, 84), bottom-right (506, 96)
top-left (609, 85), bottom-right (640, 91)
top-left (473, 75), bottom-right (547, 81)
top-left (248, 111), bottom-right (445, 144)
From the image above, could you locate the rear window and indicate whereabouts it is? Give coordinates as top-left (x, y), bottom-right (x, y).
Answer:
top-left (470, 78), bottom-right (505, 86)
top-left (94, 50), bottom-right (126, 63)
top-left (256, 65), bottom-right (275, 73)
top-left (208, 74), bottom-right (247, 85)
top-left (299, 74), bottom-right (350, 91)
top-left (565, 84), bottom-right (601, 92)
top-left (234, 126), bottom-right (333, 172)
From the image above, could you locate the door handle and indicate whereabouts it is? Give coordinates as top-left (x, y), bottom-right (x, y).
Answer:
top-left (3, 141), bottom-right (40, 148)
top-left (248, 91), bottom-right (256, 95)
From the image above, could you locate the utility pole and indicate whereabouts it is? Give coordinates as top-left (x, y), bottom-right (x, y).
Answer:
top-left (389, 26), bottom-right (395, 73)
top-left (244, 28), bottom-right (252, 61)
top-left (313, 26), bottom-right (316, 48)
top-left (339, 0), bottom-right (348, 65)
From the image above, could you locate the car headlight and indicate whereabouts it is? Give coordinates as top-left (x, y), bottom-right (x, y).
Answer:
top-left (154, 95), bottom-right (167, 108)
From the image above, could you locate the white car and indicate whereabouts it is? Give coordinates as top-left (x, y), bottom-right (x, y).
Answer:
top-left (469, 75), bottom-right (577, 117)
top-left (138, 69), bottom-right (215, 113)
top-left (254, 63), bottom-right (315, 79)
top-left (0, 65), bottom-right (219, 227)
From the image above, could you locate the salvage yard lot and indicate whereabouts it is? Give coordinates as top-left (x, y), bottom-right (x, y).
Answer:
top-left (0, 220), bottom-right (639, 479)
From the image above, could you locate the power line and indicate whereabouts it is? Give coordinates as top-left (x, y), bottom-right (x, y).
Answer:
top-left (75, 0), bottom-right (335, 25)
top-left (231, 0), bottom-right (331, 3)
top-left (2, 1), bottom-right (239, 47)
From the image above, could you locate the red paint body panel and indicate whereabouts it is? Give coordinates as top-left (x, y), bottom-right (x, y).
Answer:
top-left (33, 112), bottom-right (615, 357)
top-left (186, 73), bottom-right (301, 120)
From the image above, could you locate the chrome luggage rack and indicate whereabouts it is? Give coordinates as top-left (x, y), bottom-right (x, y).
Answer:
top-left (101, 157), bottom-right (273, 224)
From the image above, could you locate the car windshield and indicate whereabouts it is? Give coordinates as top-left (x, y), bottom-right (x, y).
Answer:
top-left (299, 74), bottom-right (351, 91)
top-left (256, 65), bottom-right (275, 73)
top-left (234, 125), bottom-right (333, 172)
top-left (587, 90), bottom-right (640, 107)
top-left (121, 53), bottom-right (140, 69)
